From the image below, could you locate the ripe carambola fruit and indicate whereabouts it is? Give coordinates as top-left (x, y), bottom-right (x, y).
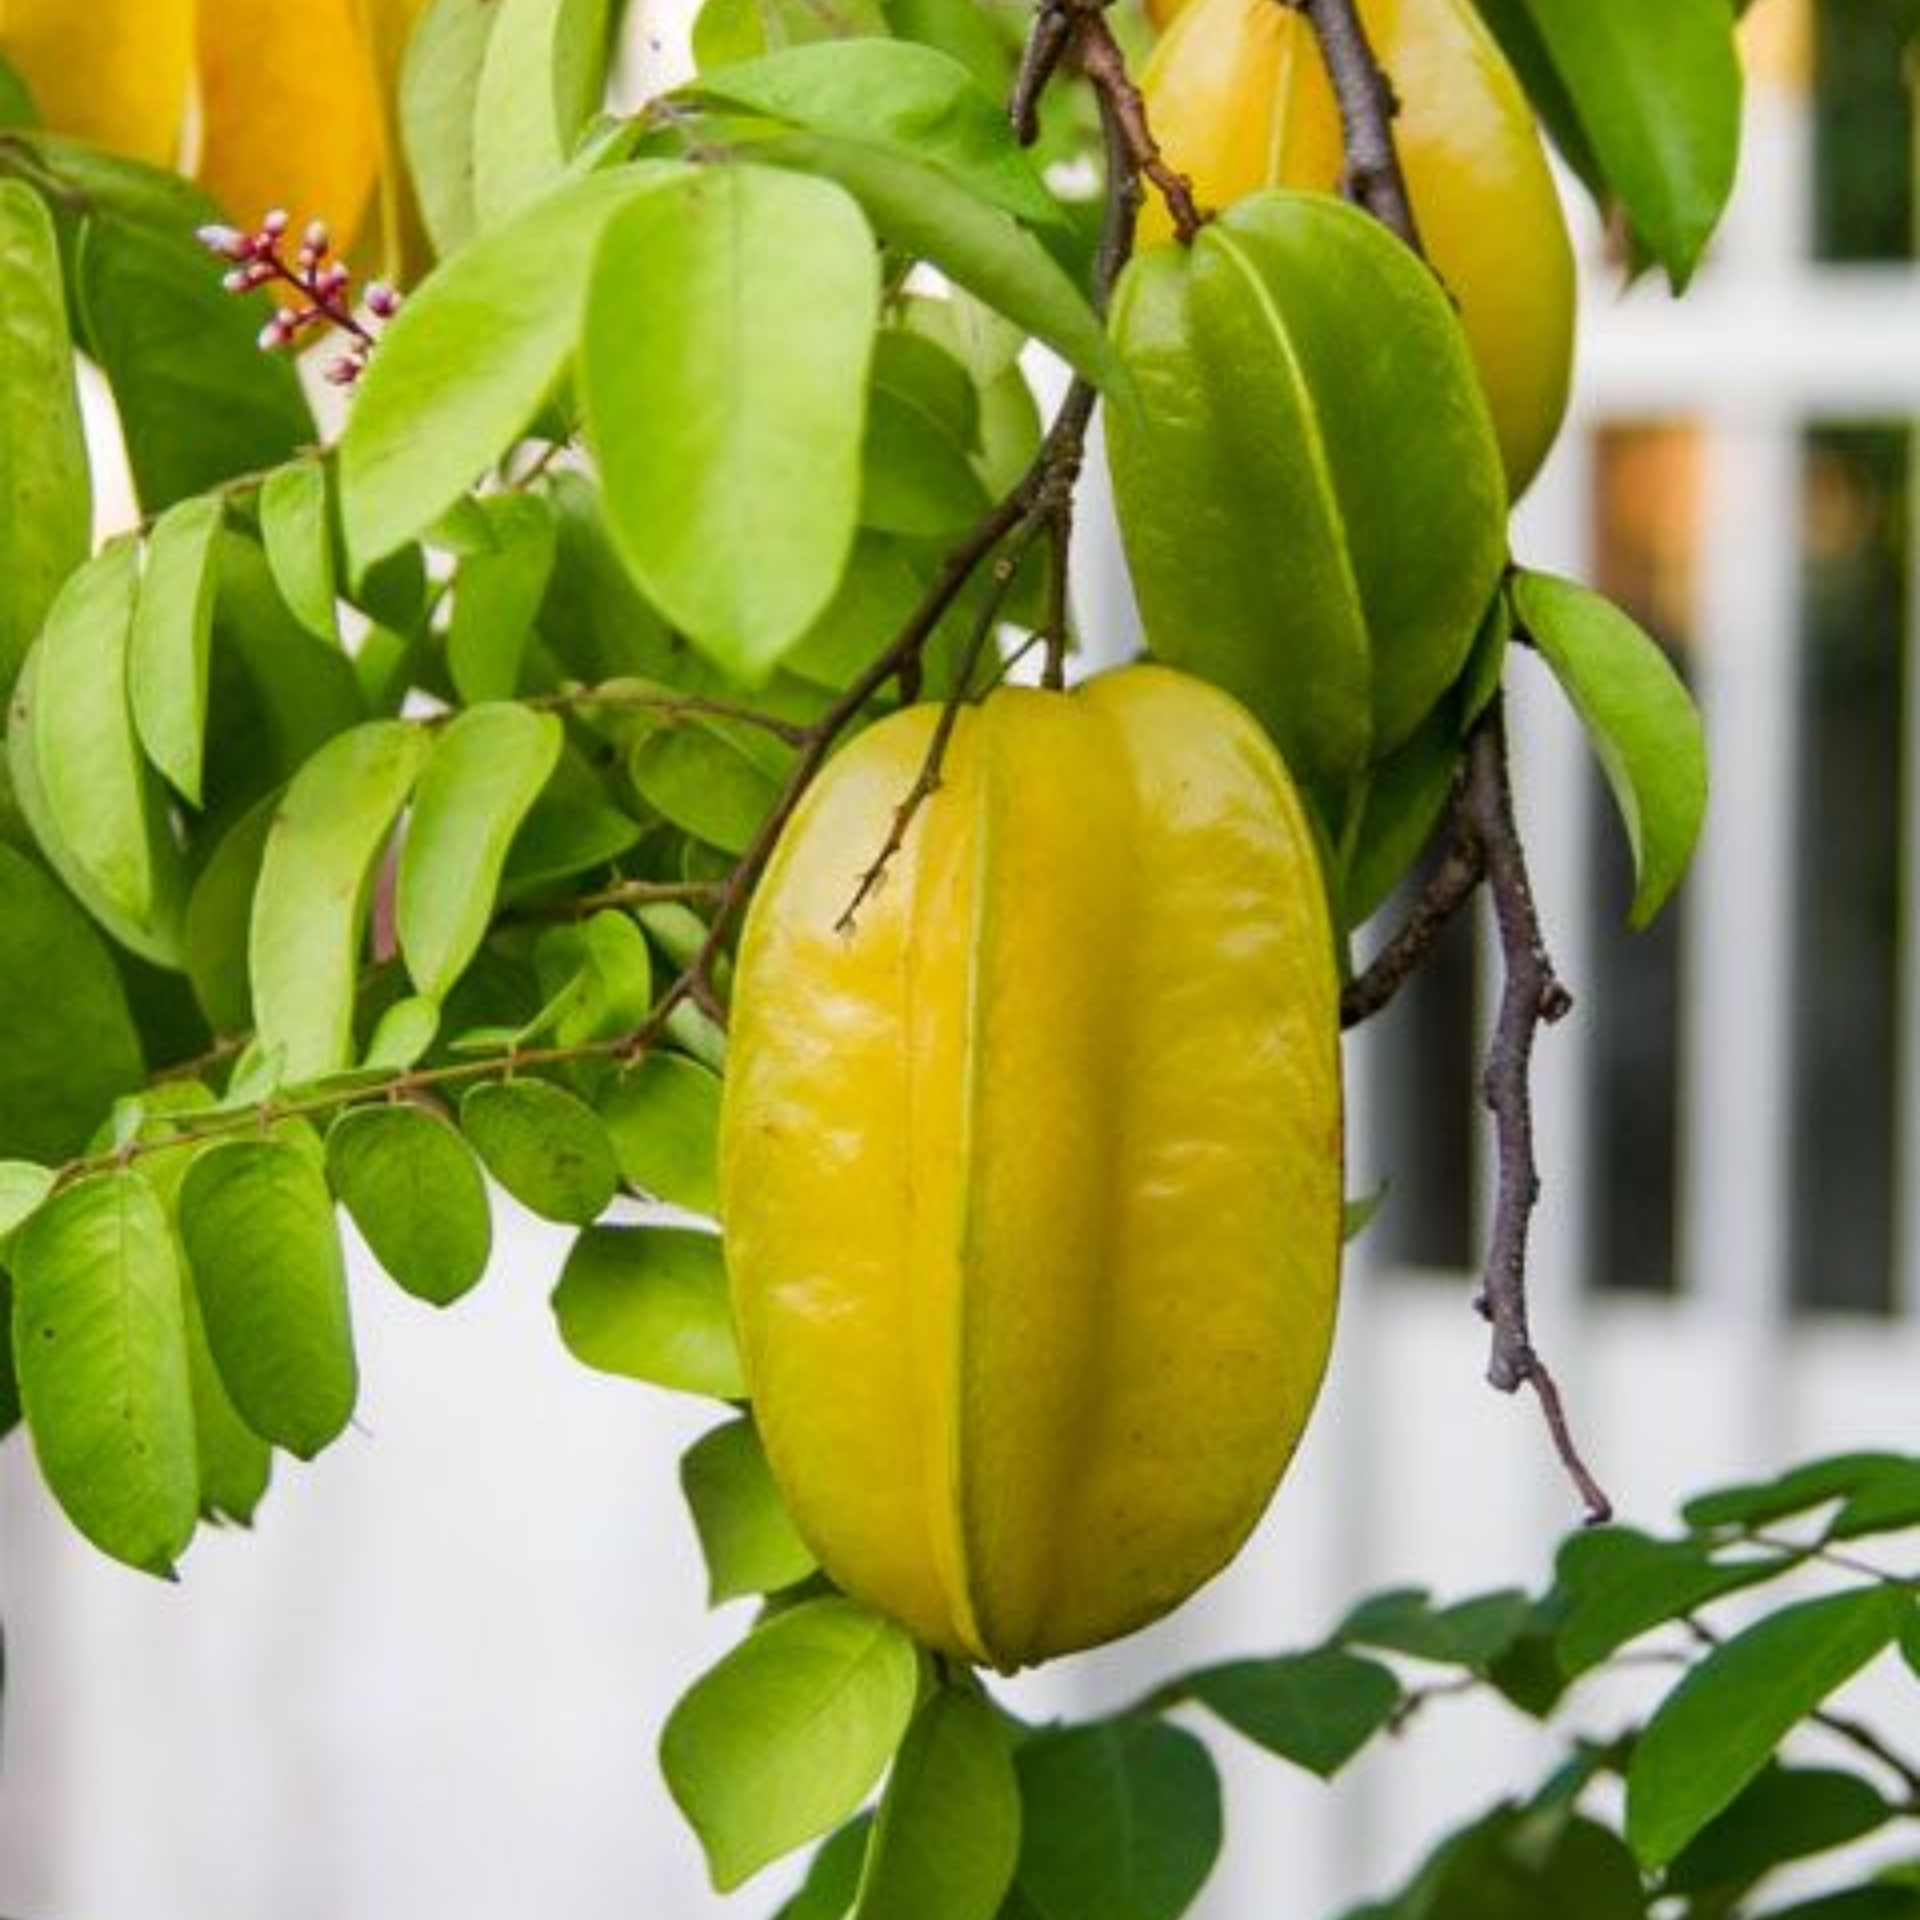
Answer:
top-left (1141, 0), bottom-right (1576, 497)
top-left (720, 665), bottom-right (1344, 1670)
top-left (1106, 190), bottom-right (1507, 800)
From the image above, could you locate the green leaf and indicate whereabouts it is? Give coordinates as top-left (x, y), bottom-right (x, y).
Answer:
top-left (852, 1685), bottom-right (1020, 1920)
top-left (600, 1053), bottom-right (723, 1215)
top-left (1666, 1765), bottom-right (1895, 1898)
top-left (75, 212), bottom-right (311, 512)
top-left (250, 719), bottom-right (428, 1082)
top-left (183, 796), bottom-right (274, 1035)
top-left (1373, 1802), bottom-right (1647, 1920)
top-left (551, 1225), bottom-right (743, 1396)
top-left (776, 1818), bottom-right (875, 1920)
top-left (338, 165), bottom-right (677, 571)
top-left (1626, 1587), bottom-right (1912, 1868)
top-left (529, 909), bottom-right (653, 1048)
top-left (1108, 192), bottom-right (1506, 793)
top-left (447, 493), bottom-right (558, 701)
top-left (1514, 571), bottom-right (1707, 928)
top-left (1337, 1586), bottom-right (1532, 1669)
top-left (754, 130), bottom-right (1117, 390)
top-left (627, 714), bottom-right (786, 856)
top-left (400, 0), bottom-right (504, 255)
top-left (694, 0), bottom-right (889, 66)
top-left (0, 845), bottom-right (144, 1160)
top-left (471, 0), bottom-right (612, 229)
top-left (12, 1171), bottom-right (199, 1573)
top-left (16, 542), bottom-right (190, 956)
top-left (1340, 708), bottom-right (1461, 933)
top-left (581, 164), bottom-right (878, 681)
top-left (259, 460), bottom-right (340, 644)
top-left (0, 1161), bottom-right (54, 1248)
top-left (862, 342), bottom-right (992, 537)
top-left (535, 469), bottom-right (678, 684)
top-left (681, 1415), bottom-right (817, 1604)
top-left (129, 495), bottom-right (224, 805)
top-left (0, 178), bottom-right (89, 694)
top-left (178, 1139), bottom-right (357, 1458)
top-left (691, 41), bottom-right (1065, 232)
top-left (363, 994), bottom-right (440, 1070)
top-left (325, 1105), bottom-right (493, 1307)
top-left (1013, 1720), bottom-right (1222, 1920)
top-left (1491, 0), bottom-right (1741, 289)
top-left (459, 1078), bottom-right (619, 1224)
top-left (661, 1597), bottom-right (921, 1890)
top-left (1754, 1891), bottom-right (1920, 1920)
top-left (1831, 1462), bottom-right (1920, 1541)
top-left (1550, 1528), bottom-right (1797, 1676)
top-left (179, 1256), bottom-right (273, 1526)
top-left (1683, 1453), bottom-right (1920, 1534)
top-left (399, 703), bottom-right (563, 999)
top-left (1185, 1649), bottom-right (1401, 1779)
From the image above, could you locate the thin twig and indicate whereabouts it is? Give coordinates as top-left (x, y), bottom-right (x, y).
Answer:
top-left (530, 683), bottom-right (814, 747)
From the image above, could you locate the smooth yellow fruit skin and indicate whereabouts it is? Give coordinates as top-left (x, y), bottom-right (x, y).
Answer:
top-left (1142, 0), bottom-right (1575, 496)
top-left (0, 0), bottom-right (192, 165)
top-left (720, 665), bottom-right (1343, 1670)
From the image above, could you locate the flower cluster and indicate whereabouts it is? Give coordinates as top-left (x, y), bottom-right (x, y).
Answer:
top-left (195, 210), bottom-right (401, 387)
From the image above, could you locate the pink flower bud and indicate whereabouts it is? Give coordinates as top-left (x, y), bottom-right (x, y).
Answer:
top-left (320, 264), bottom-right (351, 297)
top-left (257, 319), bottom-right (290, 352)
top-left (303, 220), bottom-right (330, 253)
top-left (261, 208), bottom-right (290, 237)
top-left (221, 268), bottom-right (252, 293)
top-left (197, 224), bottom-right (249, 259)
top-left (365, 282), bottom-right (401, 319)
top-left (323, 355), bottom-right (362, 387)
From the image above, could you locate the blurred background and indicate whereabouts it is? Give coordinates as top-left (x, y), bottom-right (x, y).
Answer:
top-left (2, 0), bottom-right (1917, 1914)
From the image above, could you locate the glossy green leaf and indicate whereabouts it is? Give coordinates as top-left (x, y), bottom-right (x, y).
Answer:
top-left (447, 494), bottom-right (558, 701)
top-left (1666, 1765), bottom-right (1895, 1898)
top-left (862, 354), bottom-right (992, 539)
top-left (0, 845), bottom-right (144, 1160)
top-left (1337, 1586), bottom-right (1532, 1669)
top-left (1515, 571), bottom-right (1707, 927)
top-left (1185, 1649), bottom-right (1401, 1779)
top-left (459, 1078), bottom-right (619, 1224)
top-left (754, 130), bottom-right (1116, 390)
top-left (326, 1105), bottom-right (493, 1306)
top-left (681, 1416), bottom-right (817, 1604)
top-left (852, 1685), bottom-right (1020, 1920)
top-left (0, 178), bottom-right (89, 693)
top-left (178, 1139), bottom-right (357, 1458)
top-left (552, 1225), bottom-right (743, 1396)
top-left (1550, 1527), bottom-right (1797, 1676)
top-left (693, 41), bottom-right (1064, 232)
top-left (661, 1597), bottom-right (921, 1890)
top-left (471, 0), bottom-right (611, 229)
top-left (259, 460), bottom-right (339, 644)
top-left (363, 994), bottom-right (440, 1070)
top-left (183, 797), bottom-right (274, 1035)
top-left (250, 720), bottom-right (428, 1082)
top-left (75, 212), bottom-right (310, 512)
top-left (339, 166), bottom-right (677, 570)
top-left (1014, 1720), bottom-right (1222, 1920)
top-left (530, 910), bottom-right (653, 1048)
top-left (1108, 191), bottom-right (1506, 793)
top-left (628, 716), bottom-right (786, 856)
top-left (399, 703), bottom-right (563, 999)
top-left (0, 1161), bottom-right (54, 1249)
top-left (600, 1053), bottom-right (723, 1214)
top-left (179, 1260), bottom-right (273, 1526)
top-left (1489, 0), bottom-right (1741, 289)
top-left (12, 1171), bottom-right (199, 1573)
top-left (1684, 1453), bottom-right (1919, 1534)
top-left (582, 165), bottom-right (878, 681)
top-left (1340, 708), bottom-right (1462, 933)
top-left (1830, 1461), bottom-right (1920, 1541)
top-left (20, 543), bottom-right (190, 954)
top-left (776, 1818), bottom-right (875, 1920)
top-left (1627, 1587), bottom-right (1912, 1868)
top-left (400, 0), bottom-right (504, 255)
top-left (129, 495), bottom-right (223, 805)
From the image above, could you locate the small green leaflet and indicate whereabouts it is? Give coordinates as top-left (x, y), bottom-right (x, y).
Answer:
top-left (1371, 1801), bottom-right (1647, 1920)
top-left (339, 165), bottom-right (681, 571)
top-left (399, 703), bottom-right (563, 1000)
top-left (852, 1686), bottom-right (1021, 1920)
top-left (178, 1139), bottom-right (358, 1459)
top-left (1626, 1586), bottom-right (1913, 1868)
top-left (470, 0), bottom-right (612, 230)
top-left (400, 0), bottom-right (504, 255)
top-left (694, 0), bottom-right (889, 67)
top-left (581, 165), bottom-right (879, 683)
top-left (1664, 1765), bottom-right (1896, 1899)
top-left (250, 720), bottom-right (428, 1083)
top-left (129, 495), bottom-right (223, 806)
top-left (1514, 570), bottom-right (1708, 928)
top-left (627, 713), bottom-right (788, 857)
top-left (447, 494), bottom-right (558, 701)
top-left (1683, 1452), bottom-right (1918, 1534)
top-left (529, 910), bottom-right (653, 1049)
top-left (326, 1105), bottom-right (493, 1307)
top-left (599, 1053), bottom-right (724, 1215)
top-left (459, 1078), bottom-right (619, 1225)
top-left (0, 1161), bottom-right (54, 1248)
top-left (259, 460), bottom-right (340, 644)
top-left (681, 1416), bottom-right (817, 1604)
top-left (179, 1262), bottom-right (273, 1526)
top-left (1184, 1649), bottom-right (1402, 1779)
top-left (552, 1226), bottom-right (744, 1397)
top-left (775, 1818), bottom-right (875, 1920)
top-left (0, 177), bottom-right (90, 693)
top-left (12, 1171), bottom-right (200, 1575)
top-left (1013, 1720), bottom-right (1223, 1920)
top-left (660, 1597), bottom-right (921, 1890)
